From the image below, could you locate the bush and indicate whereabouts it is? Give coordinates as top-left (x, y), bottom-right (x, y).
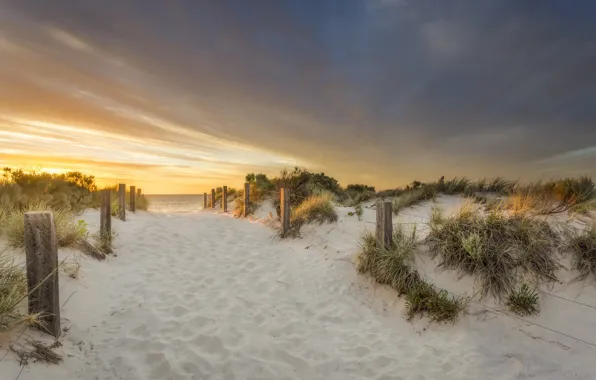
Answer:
top-left (355, 203), bottom-right (363, 221)
top-left (2, 201), bottom-right (88, 248)
top-left (563, 220), bottom-right (596, 281)
top-left (427, 205), bottom-right (559, 300)
top-left (506, 284), bottom-right (540, 316)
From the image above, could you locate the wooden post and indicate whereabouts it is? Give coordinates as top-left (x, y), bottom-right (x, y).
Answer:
top-left (203, 192), bottom-right (207, 209)
top-left (243, 182), bottom-right (250, 217)
top-left (211, 189), bottom-right (215, 208)
top-left (100, 189), bottom-right (111, 238)
top-left (280, 188), bottom-right (290, 236)
top-left (118, 184), bottom-right (126, 221)
top-left (24, 212), bottom-right (60, 338)
top-left (130, 185), bottom-right (136, 212)
top-left (222, 186), bottom-right (228, 212)
top-left (137, 188), bottom-right (142, 198)
top-left (376, 201), bottom-right (392, 249)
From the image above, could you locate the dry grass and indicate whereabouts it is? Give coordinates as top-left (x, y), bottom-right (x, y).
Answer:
top-left (427, 204), bottom-right (559, 300)
top-left (392, 186), bottom-right (436, 214)
top-left (292, 192), bottom-right (338, 225)
top-left (0, 250), bottom-right (36, 333)
top-left (1, 201), bottom-right (88, 248)
top-left (233, 192), bottom-right (259, 217)
top-left (562, 219), bottom-right (596, 281)
top-left (12, 340), bottom-right (63, 365)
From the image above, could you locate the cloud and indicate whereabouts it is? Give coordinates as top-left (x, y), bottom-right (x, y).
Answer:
top-left (1, 0), bottom-right (595, 191)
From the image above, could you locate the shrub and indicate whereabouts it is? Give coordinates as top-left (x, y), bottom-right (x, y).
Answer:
top-left (506, 284), bottom-right (540, 316)
top-left (355, 203), bottom-right (363, 221)
top-left (427, 205), bottom-right (559, 300)
top-left (2, 201), bottom-right (88, 248)
top-left (563, 220), bottom-right (596, 281)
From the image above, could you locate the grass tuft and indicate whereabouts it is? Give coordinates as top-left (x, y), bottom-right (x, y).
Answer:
top-left (427, 205), bottom-right (558, 300)
top-left (563, 220), bottom-right (596, 281)
top-left (0, 250), bottom-right (31, 332)
top-left (392, 186), bottom-right (436, 214)
top-left (506, 284), bottom-right (540, 316)
top-left (405, 281), bottom-right (467, 323)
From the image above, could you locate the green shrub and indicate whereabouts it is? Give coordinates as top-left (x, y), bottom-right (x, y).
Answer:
top-left (506, 284), bottom-right (540, 316)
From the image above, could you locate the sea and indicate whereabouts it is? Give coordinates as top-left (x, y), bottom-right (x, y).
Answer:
top-left (145, 194), bottom-right (206, 214)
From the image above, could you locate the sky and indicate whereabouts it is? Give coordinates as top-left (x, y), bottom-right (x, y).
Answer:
top-left (1, 0), bottom-right (595, 193)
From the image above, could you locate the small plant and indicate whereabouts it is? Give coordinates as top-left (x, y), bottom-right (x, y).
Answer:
top-left (63, 254), bottom-right (83, 279)
top-left (291, 192), bottom-right (338, 225)
top-left (506, 284), bottom-right (539, 316)
top-left (405, 281), bottom-right (467, 323)
top-left (355, 203), bottom-right (363, 221)
top-left (347, 211), bottom-right (355, 216)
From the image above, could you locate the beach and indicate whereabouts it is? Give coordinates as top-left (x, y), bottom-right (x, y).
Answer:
top-left (1, 198), bottom-right (595, 379)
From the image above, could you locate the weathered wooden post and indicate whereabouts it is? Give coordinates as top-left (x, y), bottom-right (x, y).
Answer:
top-left (243, 182), bottom-right (250, 217)
top-left (376, 201), bottom-right (392, 249)
top-left (280, 188), bottom-right (290, 236)
top-left (211, 189), bottom-right (215, 208)
top-left (137, 188), bottom-right (142, 198)
top-left (24, 212), bottom-right (61, 338)
top-left (100, 189), bottom-right (111, 238)
top-left (130, 185), bottom-right (136, 212)
top-left (222, 186), bottom-right (228, 212)
top-left (118, 184), bottom-right (126, 221)
top-left (203, 192), bottom-right (207, 209)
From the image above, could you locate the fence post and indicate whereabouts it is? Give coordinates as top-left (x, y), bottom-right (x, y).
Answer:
top-left (222, 186), bottom-right (228, 212)
top-left (211, 189), bottom-right (215, 208)
top-left (203, 192), bottom-right (207, 209)
top-left (137, 188), bottom-right (142, 198)
top-left (243, 182), bottom-right (250, 217)
top-left (130, 185), bottom-right (136, 212)
top-left (24, 212), bottom-right (61, 338)
top-left (376, 201), bottom-right (392, 249)
top-left (280, 188), bottom-right (290, 236)
top-left (118, 183), bottom-right (126, 221)
top-left (100, 189), bottom-right (111, 238)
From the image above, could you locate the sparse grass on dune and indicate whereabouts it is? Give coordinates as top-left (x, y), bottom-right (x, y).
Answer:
top-left (233, 191), bottom-right (259, 217)
top-left (563, 219), bottom-right (596, 281)
top-left (392, 186), bottom-right (436, 214)
top-left (279, 192), bottom-right (338, 238)
top-left (356, 227), bottom-right (466, 322)
top-left (506, 284), bottom-right (540, 316)
top-left (1, 201), bottom-right (88, 248)
top-left (427, 204), bottom-right (559, 300)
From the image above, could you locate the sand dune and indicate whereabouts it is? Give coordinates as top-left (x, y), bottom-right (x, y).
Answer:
top-left (1, 201), bottom-right (595, 379)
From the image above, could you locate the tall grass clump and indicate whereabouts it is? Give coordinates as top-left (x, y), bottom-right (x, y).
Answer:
top-left (427, 205), bottom-right (559, 300)
top-left (562, 219), bottom-right (596, 281)
top-left (356, 227), bottom-right (466, 322)
top-left (0, 250), bottom-right (31, 332)
top-left (280, 192), bottom-right (338, 238)
top-left (1, 201), bottom-right (88, 248)
top-left (233, 190), bottom-right (259, 217)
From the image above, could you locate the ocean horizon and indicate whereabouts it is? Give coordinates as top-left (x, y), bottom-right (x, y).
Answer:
top-left (145, 194), bottom-right (206, 214)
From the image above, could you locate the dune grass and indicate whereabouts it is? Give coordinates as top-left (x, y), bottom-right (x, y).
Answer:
top-left (279, 192), bottom-right (338, 238)
top-left (233, 191), bottom-right (259, 217)
top-left (356, 227), bottom-right (466, 322)
top-left (1, 201), bottom-right (88, 248)
top-left (427, 204), bottom-right (559, 300)
top-left (506, 284), bottom-right (540, 316)
top-left (392, 186), bottom-right (437, 214)
top-left (563, 219), bottom-right (596, 281)
top-left (0, 250), bottom-right (37, 333)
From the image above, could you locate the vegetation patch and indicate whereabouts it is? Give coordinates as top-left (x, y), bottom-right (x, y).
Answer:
top-left (506, 284), bottom-right (540, 316)
top-left (562, 220), bottom-right (596, 281)
top-left (356, 227), bottom-right (466, 323)
top-left (427, 205), bottom-right (558, 300)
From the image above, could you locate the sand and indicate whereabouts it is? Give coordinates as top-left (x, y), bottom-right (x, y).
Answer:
top-left (1, 198), bottom-right (595, 379)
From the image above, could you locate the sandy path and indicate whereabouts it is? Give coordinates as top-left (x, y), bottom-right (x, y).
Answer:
top-left (2, 210), bottom-right (595, 379)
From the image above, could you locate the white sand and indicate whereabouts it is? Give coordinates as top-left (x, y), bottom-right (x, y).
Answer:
top-left (1, 199), bottom-right (596, 379)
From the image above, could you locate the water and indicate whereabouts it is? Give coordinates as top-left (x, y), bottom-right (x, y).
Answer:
top-left (145, 194), bottom-right (205, 214)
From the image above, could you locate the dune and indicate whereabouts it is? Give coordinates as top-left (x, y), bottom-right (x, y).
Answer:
top-left (1, 197), bottom-right (595, 379)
